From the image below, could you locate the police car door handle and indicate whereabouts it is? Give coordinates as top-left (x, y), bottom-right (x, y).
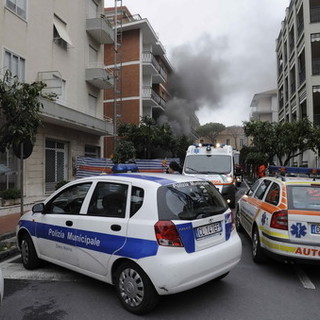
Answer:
top-left (111, 224), bottom-right (121, 231)
top-left (66, 220), bottom-right (73, 227)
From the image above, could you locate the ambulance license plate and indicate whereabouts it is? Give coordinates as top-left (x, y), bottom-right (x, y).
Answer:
top-left (311, 224), bottom-right (320, 235)
top-left (195, 222), bottom-right (222, 239)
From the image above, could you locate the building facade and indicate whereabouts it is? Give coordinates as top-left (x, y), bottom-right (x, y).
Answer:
top-left (0, 0), bottom-right (113, 204)
top-left (249, 89), bottom-right (279, 122)
top-left (196, 126), bottom-right (247, 151)
top-left (276, 0), bottom-right (320, 167)
top-left (103, 6), bottom-right (173, 157)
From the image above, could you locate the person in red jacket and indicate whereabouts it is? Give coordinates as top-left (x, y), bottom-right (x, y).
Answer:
top-left (257, 164), bottom-right (267, 178)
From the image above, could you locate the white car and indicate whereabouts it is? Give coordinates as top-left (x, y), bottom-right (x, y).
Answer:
top-left (0, 268), bottom-right (3, 304)
top-left (17, 173), bottom-right (242, 314)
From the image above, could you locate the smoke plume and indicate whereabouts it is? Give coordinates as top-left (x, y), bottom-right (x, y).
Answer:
top-left (159, 33), bottom-right (229, 136)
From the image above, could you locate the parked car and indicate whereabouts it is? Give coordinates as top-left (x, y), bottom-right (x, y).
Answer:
top-left (17, 173), bottom-right (242, 314)
top-left (236, 167), bottom-right (320, 264)
top-left (0, 268), bottom-right (4, 304)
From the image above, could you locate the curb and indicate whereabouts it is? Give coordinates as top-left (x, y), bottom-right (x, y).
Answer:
top-left (0, 246), bottom-right (19, 262)
top-left (0, 232), bottom-right (18, 262)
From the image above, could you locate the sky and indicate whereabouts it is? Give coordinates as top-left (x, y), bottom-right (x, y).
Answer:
top-left (105, 0), bottom-right (290, 128)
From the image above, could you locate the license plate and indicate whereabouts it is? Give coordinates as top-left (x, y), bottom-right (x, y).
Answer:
top-left (311, 224), bottom-right (320, 235)
top-left (195, 222), bottom-right (222, 239)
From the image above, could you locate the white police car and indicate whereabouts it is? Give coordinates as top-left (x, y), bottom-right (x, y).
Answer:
top-left (17, 173), bottom-right (242, 314)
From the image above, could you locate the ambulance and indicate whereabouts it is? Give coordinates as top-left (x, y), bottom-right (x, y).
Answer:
top-left (182, 144), bottom-right (236, 207)
top-left (236, 166), bottom-right (320, 263)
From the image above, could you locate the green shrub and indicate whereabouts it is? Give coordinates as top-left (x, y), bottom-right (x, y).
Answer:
top-left (0, 188), bottom-right (21, 199)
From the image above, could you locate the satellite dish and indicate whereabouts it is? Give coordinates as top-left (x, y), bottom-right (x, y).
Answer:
top-left (13, 139), bottom-right (34, 159)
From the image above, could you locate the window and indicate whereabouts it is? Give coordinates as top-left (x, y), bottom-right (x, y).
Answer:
top-left (88, 94), bottom-right (97, 115)
top-left (157, 181), bottom-right (228, 220)
top-left (6, 0), bottom-right (26, 19)
top-left (88, 182), bottom-right (128, 217)
top-left (246, 180), bottom-right (260, 197)
top-left (288, 185), bottom-right (320, 210)
top-left (265, 182), bottom-right (280, 206)
top-left (130, 187), bottom-right (144, 217)
top-left (45, 139), bottom-right (68, 192)
top-left (45, 183), bottom-right (92, 214)
top-left (88, 0), bottom-right (98, 18)
top-left (85, 145), bottom-right (100, 158)
top-left (89, 45), bottom-right (98, 66)
top-left (0, 149), bottom-right (19, 192)
top-left (254, 179), bottom-right (271, 200)
top-left (4, 50), bottom-right (25, 80)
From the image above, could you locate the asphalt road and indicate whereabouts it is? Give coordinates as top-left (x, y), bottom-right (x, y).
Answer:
top-left (0, 183), bottom-right (319, 319)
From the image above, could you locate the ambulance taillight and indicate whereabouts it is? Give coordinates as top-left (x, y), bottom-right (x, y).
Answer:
top-left (270, 210), bottom-right (288, 230)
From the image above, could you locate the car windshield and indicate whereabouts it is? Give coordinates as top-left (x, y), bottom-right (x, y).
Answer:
top-left (157, 181), bottom-right (228, 220)
top-left (184, 155), bottom-right (232, 174)
top-left (287, 184), bottom-right (320, 210)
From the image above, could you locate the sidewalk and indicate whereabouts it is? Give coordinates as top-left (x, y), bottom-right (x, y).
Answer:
top-left (0, 208), bottom-right (25, 261)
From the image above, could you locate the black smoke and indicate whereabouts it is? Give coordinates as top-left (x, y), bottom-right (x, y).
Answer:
top-left (158, 33), bottom-right (229, 136)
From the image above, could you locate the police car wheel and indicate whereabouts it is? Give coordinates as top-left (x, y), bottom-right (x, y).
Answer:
top-left (21, 234), bottom-right (40, 270)
top-left (114, 262), bottom-right (159, 314)
top-left (252, 226), bottom-right (266, 264)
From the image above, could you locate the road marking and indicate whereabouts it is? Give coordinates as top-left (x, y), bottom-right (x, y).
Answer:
top-left (294, 265), bottom-right (316, 290)
top-left (0, 255), bottom-right (83, 282)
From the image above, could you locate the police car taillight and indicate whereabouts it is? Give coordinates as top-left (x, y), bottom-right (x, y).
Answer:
top-left (270, 210), bottom-right (288, 230)
top-left (154, 221), bottom-right (184, 247)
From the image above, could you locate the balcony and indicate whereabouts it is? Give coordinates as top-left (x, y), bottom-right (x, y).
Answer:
top-left (86, 16), bottom-right (114, 44)
top-left (142, 86), bottom-right (166, 110)
top-left (85, 66), bottom-right (114, 89)
top-left (142, 51), bottom-right (167, 83)
top-left (40, 98), bottom-right (113, 136)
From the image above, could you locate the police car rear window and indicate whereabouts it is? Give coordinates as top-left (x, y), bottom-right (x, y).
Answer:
top-left (157, 181), bottom-right (228, 220)
top-left (287, 185), bottom-right (320, 210)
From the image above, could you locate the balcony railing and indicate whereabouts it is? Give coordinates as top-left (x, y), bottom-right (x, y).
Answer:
top-left (85, 66), bottom-right (114, 89)
top-left (86, 15), bottom-right (114, 44)
top-left (142, 51), bottom-right (167, 82)
top-left (40, 97), bottom-right (112, 136)
top-left (142, 86), bottom-right (166, 110)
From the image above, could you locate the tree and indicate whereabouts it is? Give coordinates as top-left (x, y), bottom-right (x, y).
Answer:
top-left (196, 122), bottom-right (226, 144)
top-left (244, 119), bottom-right (314, 166)
top-left (117, 116), bottom-right (174, 159)
top-left (227, 125), bottom-right (243, 150)
top-left (0, 71), bottom-right (46, 152)
top-left (112, 140), bottom-right (136, 164)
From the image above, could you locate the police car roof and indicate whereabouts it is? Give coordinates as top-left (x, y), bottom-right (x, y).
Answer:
top-left (77, 172), bottom-right (206, 187)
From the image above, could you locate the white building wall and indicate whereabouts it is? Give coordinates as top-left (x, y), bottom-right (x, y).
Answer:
top-left (0, 0), bottom-right (110, 202)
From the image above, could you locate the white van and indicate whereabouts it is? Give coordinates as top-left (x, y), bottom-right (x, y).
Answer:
top-left (182, 144), bottom-right (236, 207)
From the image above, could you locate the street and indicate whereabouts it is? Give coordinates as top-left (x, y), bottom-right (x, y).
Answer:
top-left (0, 184), bottom-right (319, 320)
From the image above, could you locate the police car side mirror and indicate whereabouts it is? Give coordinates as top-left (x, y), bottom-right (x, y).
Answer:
top-left (32, 203), bottom-right (45, 214)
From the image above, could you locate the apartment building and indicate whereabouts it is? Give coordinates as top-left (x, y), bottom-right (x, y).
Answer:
top-left (276, 0), bottom-right (320, 167)
top-left (103, 6), bottom-right (173, 157)
top-left (0, 0), bottom-right (113, 203)
top-left (249, 89), bottom-right (279, 122)
top-left (196, 126), bottom-right (247, 151)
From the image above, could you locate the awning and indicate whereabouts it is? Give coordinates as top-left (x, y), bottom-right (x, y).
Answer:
top-left (53, 15), bottom-right (73, 46)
